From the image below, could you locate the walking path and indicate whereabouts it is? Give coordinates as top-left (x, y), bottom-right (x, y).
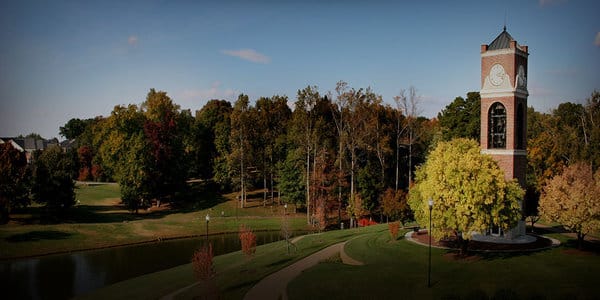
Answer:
top-left (161, 235), bottom-right (362, 300)
top-left (243, 240), bottom-right (362, 300)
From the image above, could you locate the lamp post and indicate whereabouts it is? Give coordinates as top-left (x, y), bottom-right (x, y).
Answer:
top-left (205, 214), bottom-right (210, 242)
top-left (284, 203), bottom-right (287, 215)
top-left (428, 198), bottom-right (433, 288)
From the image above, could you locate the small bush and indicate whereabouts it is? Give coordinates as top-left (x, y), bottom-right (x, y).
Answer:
top-left (239, 224), bottom-right (257, 258)
top-left (358, 218), bottom-right (377, 227)
top-left (388, 221), bottom-right (400, 241)
top-left (192, 243), bottom-right (215, 281)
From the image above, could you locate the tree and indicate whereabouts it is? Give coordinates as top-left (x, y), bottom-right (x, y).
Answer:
top-left (540, 162), bottom-right (600, 248)
top-left (191, 242), bottom-right (217, 299)
top-left (96, 104), bottom-right (146, 181)
top-left (229, 94), bottom-right (253, 208)
top-left (408, 138), bottom-right (523, 254)
top-left (277, 149), bottom-right (305, 208)
top-left (239, 224), bottom-right (257, 258)
top-left (77, 145), bottom-right (93, 181)
top-left (143, 89), bottom-right (186, 205)
top-left (0, 143), bottom-right (30, 223)
top-left (380, 188), bottom-right (411, 224)
top-left (292, 86), bottom-right (321, 224)
top-left (338, 85), bottom-right (372, 223)
top-left (60, 118), bottom-right (94, 140)
top-left (118, 133), bottom-right (152, 213)
top-left (196, 99), bottom-right (233, 188)
top-left (31, 145), bottom-right (76, 212)
top-left (311, 149), bottom-right (336, 230)
top-left (437, 92), bottom-right (480, 141)
top-left (254, 95), bottom-right (291, 205)
top-left (395, 86), bottom-right (421, 190)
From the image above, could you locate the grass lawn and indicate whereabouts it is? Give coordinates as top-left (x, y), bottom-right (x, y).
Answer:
top-left (76, 226), bottom-right (384, 300)
top-left (0, 183), bottom-right (310, 259)
top-left (288, 226), bottom-right (600, 300)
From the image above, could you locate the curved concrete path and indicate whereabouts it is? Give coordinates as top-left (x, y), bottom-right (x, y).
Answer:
top-left (243, 240), bottom-right (362, 300)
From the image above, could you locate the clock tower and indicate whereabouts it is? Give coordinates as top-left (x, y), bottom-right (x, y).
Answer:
top-left (480, 27), bottom-right (528, 237)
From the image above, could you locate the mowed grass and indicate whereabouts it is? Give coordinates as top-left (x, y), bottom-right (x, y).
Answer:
top-left (288, 228), bottom-right (600, 300)
top-left (0, 184), bottom-right (310, 259)
top-left (76, 226), bottom-right (383, 300)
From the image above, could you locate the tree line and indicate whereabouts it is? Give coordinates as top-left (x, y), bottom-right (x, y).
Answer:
top-left (2, 85), bottom-right (598, 231)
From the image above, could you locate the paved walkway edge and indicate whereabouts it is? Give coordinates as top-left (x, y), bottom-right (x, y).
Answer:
top-left (243, 241), bottom-right (363, 300)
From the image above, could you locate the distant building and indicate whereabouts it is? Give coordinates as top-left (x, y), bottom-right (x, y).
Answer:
top-left (0, 137), bottom-right (62, 163)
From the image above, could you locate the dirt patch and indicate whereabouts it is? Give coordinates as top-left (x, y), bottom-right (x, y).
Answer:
top-left (412, 231), bottom-right (553, 251)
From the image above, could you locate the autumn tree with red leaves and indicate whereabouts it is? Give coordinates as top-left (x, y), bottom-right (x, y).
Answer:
top-left (142, 89), bottom-right (186, 205)
top-left (191, 243), bottom-right (218, 299)
top-left (77, 146), bottom-right (93, 181)
top-left (239, 224), bottom-right (257, 258)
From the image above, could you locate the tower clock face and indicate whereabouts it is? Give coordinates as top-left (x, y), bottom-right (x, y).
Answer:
top-left (489, 64), bottom-right (506, 86)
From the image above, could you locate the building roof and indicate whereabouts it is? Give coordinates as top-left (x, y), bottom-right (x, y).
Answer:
top-left (488, 26), bottom-right (516, 50)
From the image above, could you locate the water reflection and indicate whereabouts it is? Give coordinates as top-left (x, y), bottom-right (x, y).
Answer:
top-left (2, 231), bottom-right (300, 300)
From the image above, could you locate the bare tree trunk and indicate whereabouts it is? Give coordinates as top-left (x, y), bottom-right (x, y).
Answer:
top-left (350, 149), bottom-right (355, 211)
top-left (395, 139), bottom-right (399, 191)
top-left (306, 146), bottom-right (310, 225)
top-left (240, 135), bottom-right (245, 209)
top-left (270, 166), bottom-right (274, 205)
top-left (408, 129), bottom-right (412, 190)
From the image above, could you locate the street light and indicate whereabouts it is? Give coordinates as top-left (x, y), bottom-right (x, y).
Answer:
top-left (205, 214), bottom-right (210, 242)
top-left (284, 203), bottom-right (288, 215)
top-left (428, 198), bottom-right (433, 288)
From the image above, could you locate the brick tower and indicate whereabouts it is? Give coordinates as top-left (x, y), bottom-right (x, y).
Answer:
top-left (480, 27), bottom-right (528, 237)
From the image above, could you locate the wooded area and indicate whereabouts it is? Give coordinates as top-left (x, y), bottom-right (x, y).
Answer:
top-left (2, 85), bottom-right (599, 229)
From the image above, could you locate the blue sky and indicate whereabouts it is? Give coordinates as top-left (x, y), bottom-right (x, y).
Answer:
top-left (1, 0), bottom-right (598, 139)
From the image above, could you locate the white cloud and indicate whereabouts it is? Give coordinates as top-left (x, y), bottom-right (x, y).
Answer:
top-left (595, 32), bottom-right (600, 47)
top-left (221, 49), bottom-right (271, 64)
top-left (539, 0), bottom-right (567, 7)
top-left (128, 35), bottom-right (138, 46)
top-left (181, 81), bottom-right (236, 101)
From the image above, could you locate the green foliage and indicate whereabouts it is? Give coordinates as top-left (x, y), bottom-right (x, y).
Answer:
top-left (277, 149), bottom-right (305, 207)
top-left (357, 161), bottom-right (382, 213)
top-left (0, 143), bottom-right (31, 223)
top-left (196, 99), bottom-right (233, 187)
top-left (59, 118), bottom-right (94, 140)
top-left (437, 92), bottom-right (480, 141)
top-left (408, 138), bottom-right (522, 241)
top-left (31, 145), bottom-right (76, 210)
top-left (118, 133), bottom-right (152, 212)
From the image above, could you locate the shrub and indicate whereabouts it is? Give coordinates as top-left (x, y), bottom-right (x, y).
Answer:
top-left (388, 221), bottom-right (400, 241)
top-left (192, 243), bottom-right (215, 281)
top-left (358, 218), bottom-right (377, 227)
top-left (239, 224), bottom-right (256, 258)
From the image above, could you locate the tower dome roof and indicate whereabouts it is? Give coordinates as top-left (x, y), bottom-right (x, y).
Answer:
top-left (488, 27), bottom-right (516, 50)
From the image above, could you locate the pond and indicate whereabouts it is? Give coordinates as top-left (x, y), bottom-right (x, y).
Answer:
top-left (1, 231), bottom-right (303, 300)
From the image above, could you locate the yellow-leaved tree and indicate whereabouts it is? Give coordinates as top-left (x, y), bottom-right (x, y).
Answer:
top-left (408, 138), bottom-right (523, 253)
top-left (540, 162), bottom-right (600, 249)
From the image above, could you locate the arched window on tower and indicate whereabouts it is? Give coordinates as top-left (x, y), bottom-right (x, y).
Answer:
top-left (516, 104), bottom-right (524, 149)
top-left (489, 102), bottom-right (506, 149)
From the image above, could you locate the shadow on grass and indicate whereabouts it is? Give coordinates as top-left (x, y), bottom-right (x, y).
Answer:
top-left (9, 182), bottom-right (230, 225)
top-left (5, 230), bottom-right (73, 243)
